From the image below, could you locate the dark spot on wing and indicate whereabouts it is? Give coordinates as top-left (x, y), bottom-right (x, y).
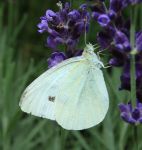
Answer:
top-left (48, 96), bottom-right (55, 102)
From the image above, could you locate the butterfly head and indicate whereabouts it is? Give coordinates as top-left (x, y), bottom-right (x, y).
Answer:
top-left (84, 43), bottom-right (99, 58)
top-left (84, 43), bottom-right (104, 68)
top-left (84, 43), bottom-right (94, 53)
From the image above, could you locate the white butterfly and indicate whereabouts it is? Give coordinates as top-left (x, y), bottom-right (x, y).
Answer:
top-left (19, 43), bottom-right (109, 130)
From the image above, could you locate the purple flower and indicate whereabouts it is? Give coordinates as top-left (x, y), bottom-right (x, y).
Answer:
top-left (97, 29), bottom-right (130, 67)
top-left (47, 52), bottom-right (67, 68)
top-left (119, 101), bottom-right (142, 125)
top-left (90, 0), bottom-right (142, 105)
top-left (114, 30), bottom-right (131, 52)
top-left (68, 10), bottom-right (80, 20)
top-left (38, 2), bottom-right (90, 68)
top-left (92, 1), bottom-right (142, 101)
top-left (46, 10), bottom-right (58, 22)
top-left (38, 19), bottom-right (48, 33)
top-left (109, 0), bottom-right (142, 13)
top-left (38, 2), bottom-right (90, 52)
top-left (97, 31), bottom-right (112, 49)
top-left (90, 1), bottom-right (106, 20)
top-left (109, 0), bottom-right (127, 13)
top-left (119, 61), bottom-right (142, 101)
top-left (97, 14), bottom-right (111, 27)
top-left (109, 57), bottom-right (126, 66)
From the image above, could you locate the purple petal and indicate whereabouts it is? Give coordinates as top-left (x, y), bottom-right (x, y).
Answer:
top-left (120, 63), bottom-right (131, 90)
top-left (64, 2), bottom-right (70, 10)
top-left (109, 58), bottom-right (124, 66)
top-left (97, 14), bottom-right (111, 27)
top-left (47, 36), bottom-right (58, 49)
top-left (120, 112), bottom-right (132, 123)
top-left (128, 118), bottom-right (137, 124)
top-left (37, 20), bottom-right (48, 33)
top-left (138, 117), bottom-right (142, 123)
top-left (108, 10), bottom-right (117, 19)
top-left (80, 4), bottom-right (87, 10)
top-left (109, 0), bottom-right (127, 13)
top-left (128, 102), bottom-right (133, 111)
top-left (114, 30), bottom-right (131, 52)
top-left (66, 39), bottom-right (77, 47)
top-left (136, 31), bottom-right (142, 52)
top-left (68, 10), bottom-right (80, 20)
top-left (137, 100), bottom-right (142, 108)
top-left (47, 27), bottom-right (60, 37)
top-left (92, 12), bottom-right (101, 20)
top-left (46, 10), bottom-right (57, 22)
top-left (119, 103), bottom-right (129, 113)
top-left (47, 52), bottom-right (67, 68)
top-left (132, 108), bottom-right (141, 120)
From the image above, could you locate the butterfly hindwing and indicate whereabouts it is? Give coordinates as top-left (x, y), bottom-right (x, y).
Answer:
top-left (55, 67), bottom-right (109, 130)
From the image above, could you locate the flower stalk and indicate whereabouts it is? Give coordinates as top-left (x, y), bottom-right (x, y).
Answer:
top-left (130, 6), bottom-right (139, 150)
top-left (134, 126), bottom-right (139, 150)
top-left (130, 6), bottom-right (137, 108)
top-left (130, 54), bottom-right (136, 107)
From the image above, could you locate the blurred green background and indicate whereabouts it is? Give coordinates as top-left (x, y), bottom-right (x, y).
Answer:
top-left (0, 0), bottom-right (142, 150)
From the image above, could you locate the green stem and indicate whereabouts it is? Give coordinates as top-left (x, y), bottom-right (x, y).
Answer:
top-left (60, 128), bottom-right (68, 150)
top-left (130, 6), bottom-right (139, 150)
top-left (130, 54), bottom-right (136, 107)
top-left (70, 0), bottom-right (73, 6)
top-left (134, 126), bottom-right (138, 150)
top-left (130, 6), bottom-right (137, 108)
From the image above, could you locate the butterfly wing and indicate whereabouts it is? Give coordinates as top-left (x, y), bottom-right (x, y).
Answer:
top-left (55, 67), bottom-right (109, 130)
top-left (19, 56), bottom-right (85, 120)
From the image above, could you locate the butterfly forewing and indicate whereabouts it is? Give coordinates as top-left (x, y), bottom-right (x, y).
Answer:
top-left (19, 56), bottom-right (85, 120)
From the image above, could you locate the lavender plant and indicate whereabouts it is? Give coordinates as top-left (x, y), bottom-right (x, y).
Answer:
top-left (90, 0), bottom-right (142, 125)
top-left (37, 0), bottom-right (142, 149)
top-left (38, 0), bottom-right (142, 125)
top-left (1, 0), bottom-right (142, 149)
top-left (89, 0), bottom-right (142, 149)
top-left (38, 2), bottom-right (90, 67)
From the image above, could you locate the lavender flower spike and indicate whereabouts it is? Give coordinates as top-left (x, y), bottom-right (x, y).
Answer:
top-left (38, 2), bottom-right (90, 51)
top-left (119, 101), bottom-right (142, 125)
